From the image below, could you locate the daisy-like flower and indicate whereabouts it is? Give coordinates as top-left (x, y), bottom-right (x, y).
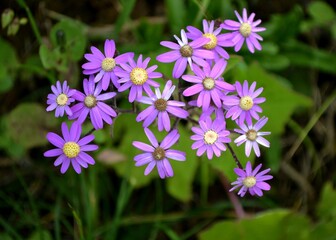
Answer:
top-left (221, 8), bottom-right (266, 53)
top-left (46, 80), bottom-right (76, 117)
top-left (133, 128), bottom-right (186, 179)
top-left (230, 161), bottom-right (273, 197)
top-left (115, 55), bottom-right (161, 102)
top-left (186, 19), bottom-right (233, 59)
top-left (69, 75), bottom-right (117, 130)
top-left (188, 100), bottom-right (225, 122)
top-left (44, 121), bottom-right (98, 174)
top-left (136, 80), bottom-right (189, 132)
top-left (82, 39), bottom-right (134, 90)
top-left (224, 80), bottom-right (265, 126)
top-left (182, 59), bottom-right (234, 111)
top-left (191, 117), bottom-right (231, 159)
top-left (234, 116), bottom-right (270, 157)
top-left (156, 29), bottom-right (215, 79)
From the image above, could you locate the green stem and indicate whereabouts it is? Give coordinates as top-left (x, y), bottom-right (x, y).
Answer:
top-left (16, 0), bottom-right (42, 44)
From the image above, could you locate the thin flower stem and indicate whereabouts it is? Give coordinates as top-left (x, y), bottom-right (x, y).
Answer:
top-left (225, 143), bottom-right (243, 169)
top-left (187, 116), bottom-right (199, 125)
top-left (217, 171), bottom-right (245, 219)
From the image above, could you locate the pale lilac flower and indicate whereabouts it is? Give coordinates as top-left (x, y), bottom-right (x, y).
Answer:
top-left (186, 19), bottom-right (233, 59)
top-left (234, 116), bottom-right (270, 157)
top-left (156, 29), bottom-right (215, 78)
top-left (115, 55), bottom-right (161, 102)
top-left (182, 59), bottom-right (234, 111)
top-left (82, 39), bottom-right (134, 90)
top-left (69, 75), bottom-right (117, 130)
top-left (221, 8), bottom-right (266, 53)
top-left (230, 161), bottom-right (273, 197)
top-left (46, 80), bottom-right (76, 117)
top-left (191, 117), bottom-right (231, 159)
top-left (136, 80), bottom-right (189, 132)
top-left (133, 128), bottom-right (186, 179)
top-left (44, 121), bottom-right (98, 174)
top-left (224, 80), bottom-right (265, 126)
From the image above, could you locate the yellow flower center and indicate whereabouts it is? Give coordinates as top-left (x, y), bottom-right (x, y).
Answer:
top-left (130, 67), bottom-right (148, 85)
top-left (203, 77), bottom-right (215, 90)
top-left (204, 130), bottom-right (218, 145)
top-left (243, 176), bottom-right (257, 188)
top-left (56, 93), bottom-right (68, 106)
top-left (239, 96), bottom-right (253, 110)
top-left (84, 95), bottom-right (97, 108)
top-left (246, 129), bottom-right (257, 141)
top-left (202, 33), bottom-right (218, 49)
top-left (101, 57), bottom-right (116, 72)
top-left (63, 142), bottom-right (80, 158)
top-left (180, 45), bottom-right (193, 57)
top-left (154, 98), bottom-right (167, 111)
top-left (239, 23), bottom-right (252, 37)
top-left (153, 147), bottom-right (165, 160)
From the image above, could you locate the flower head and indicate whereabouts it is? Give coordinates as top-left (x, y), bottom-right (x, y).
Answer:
top-left (44, 121), bottom-right (98, 174)
top-left (133, 128), bottom-right (186, 178)
top-left (115, 55), bottom-right (161, 102)
top-left (156, 29), bottom-right (215, 78)
top-left (46, 81), bottom-right (76, 117)
top-left (230, 161), bottom-right (273, 197)
top-left (82, 39), bottom-right (134, 90)
top-left (182, 59), bottom-right (234, 111)
top-left (191, 117), bottom-right (231, 159)
top-left (136, 80), bottom-right (189, 131)
top-left (186, 19), bottom-right (233, 59)
top-left (221, 8), bottom-right (266, 53)
top-left (234, 116), bottom-right (270, 157)
top-left (69, 75), bottom-right (117, 130)
top-left (224, 80), bottom-right (265, 125)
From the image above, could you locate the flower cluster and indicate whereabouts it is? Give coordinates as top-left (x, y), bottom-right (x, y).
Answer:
top-left (44, 8), bottom-right (272, 197)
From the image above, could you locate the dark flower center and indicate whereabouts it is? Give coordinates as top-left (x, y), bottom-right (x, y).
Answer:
top-left (153, 147), bottom-right (165, 160)
top-left (246, 129), bottom-right (257, 141)
top-left (180, 45), bottom-right (193, 57)
top-left (154, 98), bottom-right (167, 111)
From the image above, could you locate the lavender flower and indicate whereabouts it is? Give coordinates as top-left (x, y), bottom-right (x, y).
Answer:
top-left (115, 55), bottom-right (161, 102)
top-left (156, 29), bottom-right (215, 78)
top-left (44, 121), bottom-right (98, 174)
top-left (46, 80), bottom-right (76, 117)
top-left (224, 80), bottom-right (265, 125)
top-left (221, 8), bottom-right (266, 53)
top-left (191, 117), bottom-right (231, 159)
top-left (182, 59), bottom-right (234, 111)
top-left (69, 75), bottom-right (117, 130)
top-left (82, 39), bottom-right (134, 90)
top-left (234, 116), bottom-right (270, 157)
top-left (136, 80), bottom-right (189, 132)
top-left (133, 128), bottom-right (186, 178)
top-left (230, 161), bottom-right (273, 197)
top-left (186, 19), bottom-right (233, 59)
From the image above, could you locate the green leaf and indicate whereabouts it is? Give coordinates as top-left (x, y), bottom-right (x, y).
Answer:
top-left (0, 37), bottom-right (18, 93)
top-left (6, 103), bottom-right (58, 149)
top-left (308, 1), bottom-right (335, 24)
top-left (28, 230), bottom-right (52, 240)
top-left (39, 45), bottom-right (58, 69)
top-left (164, 0), bottom-right (186, 33)
top-left (316, 182), bottom-right (336, 221)
top-left (113, 0), bottom-right (137, 39)
top-left (1, 9), bottom-right (14, 29)
top-left (225, 55), bottom-right (243, 73)
top-left (50, 19), bottom-right (86, 61)
top-left (166, 125), bottom-right (198, 202)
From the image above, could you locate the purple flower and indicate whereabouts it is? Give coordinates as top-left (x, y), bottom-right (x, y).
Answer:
top-left (186, 19), bottom-right (233, 59)
top-left (136, 80), bottom-right (189, 132)
top-left (182, 59), bottom-right (234, 111)
top-left (224, 80), bottom-right (265, 126)
top-left (82, 39), bottom-right (134, 90)
top-left (69, 75), bottom-right (117, 130)
top-left (221, 8), bottom-right (266, 53)
top-left (133, 128), bottom-right (186, 179)
top-left (156, 29), bottom-right (215, 79)
top-left (191, 117), bottom-right (231, 159)
top-left (115, 55), bottom-right (161, 102)
top-left (46, 81), bottom-right (76, 117)
top-left (230, 161), bottom-right (273, 197)
top-left (44, 121), bottom-right (98, 174)
top-left (234, 116), bottom-right (270, 157)
top-left (188, 100), bottom-right (225, 122)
